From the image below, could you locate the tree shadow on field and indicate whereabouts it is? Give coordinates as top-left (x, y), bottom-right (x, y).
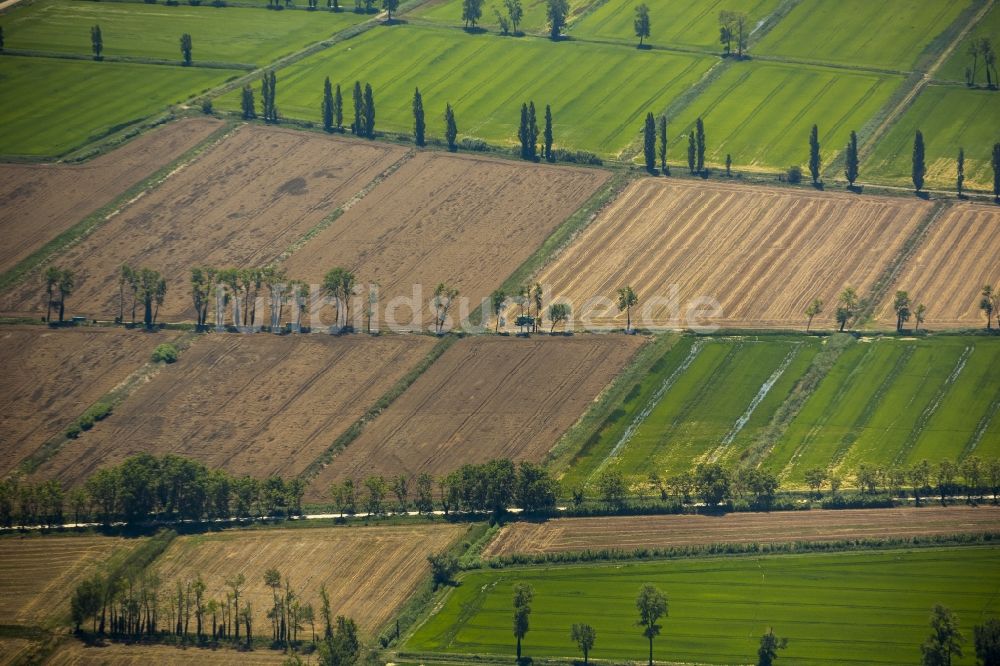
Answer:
top-left (464, 26), bottom-right (488, 34)
top-left (915, 190), bottom-right (931, 200)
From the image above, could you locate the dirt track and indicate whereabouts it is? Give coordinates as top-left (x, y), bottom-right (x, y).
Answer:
top-left (0, 326), bottom-right (176, 475)
top-left (0, 118), bottom-right (221, 275)
top-left (34, 333), bottom-right (435, 486)
top-left (483, 506), bottom-right (1000, 557)
top-left (535, 178), bottom-right (931, 329)
top-left (308, 335), bottom-right (644, 498)
top-left (877, 202), bottom-right (1000, 329)
top-left (283, 152), bottom-right (609, 328)
top-left (47, 642), bottom-right (288, 665)
top-left (0, 127), bottom-right (407, 320)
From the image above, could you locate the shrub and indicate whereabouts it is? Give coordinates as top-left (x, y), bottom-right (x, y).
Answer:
top-left (459, 137), bottom-right (490, 152)
top-left (786, 165), bottom-right (803, 184)
top-left (66, 423), bottom-right (82, 439)
top-left (551, 149), bottom-right (603, 165)
top-left (201, 98), bottom-right (213, 115)
top-left (212, 0), bottom-right (226, 6)
top-left (151, 343), bottom-right (179, 364)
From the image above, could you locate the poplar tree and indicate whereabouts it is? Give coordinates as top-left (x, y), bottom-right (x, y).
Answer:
top-left (241, 85), bottom-right (256, 120)
top-left (808, 124), bottom-right (821, 185)
top-left (687, 131), bottom-right (696, 174)
top-left (321, 77), bottom-right (334, 132)
top-left (413, 87), bottom-right (425, 146)
top-left (351, 81), bottom-right (363, 135)
top-left (844, 130), bottom-right (859, 187)
top-left (528, 101), bottom-right (539, 160)
top-left (643, 112), bottom-right (656, 173)
top-left (657, 115), bottom-right (668, 175)
top-left (956, 147), bottom-right (964, 197)
top-left (695, 117), bottom-right (705, 174)
top-left (444, 103), bottom-right (458, 151)
top-left (518, 103), bottom-right (529, 159)
top-left (363, 83), bottom-right (375, 138)
top-left (543, 104), bottom-right (553, 161)
top-left (180, 33), bottom-right (192, 65)
top-left (333, 84), bottom-right (343, 130)
top-left (91, 25), bottom-right (103, 60)
top-left (912, 129), bottom-right (925, 194)
top-left (993, 142), bottom-right (1000, 202)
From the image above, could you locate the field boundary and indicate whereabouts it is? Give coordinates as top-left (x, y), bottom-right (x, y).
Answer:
top-left (0, 49), bottom-right (254, 71)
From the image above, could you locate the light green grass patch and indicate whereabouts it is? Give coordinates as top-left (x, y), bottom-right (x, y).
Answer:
top-left (754, 0), bottom-right (969, 70)
top-left (407, 547), bottom-right (1000, 665)
top-left (936, 2), bottom-right (1000, 83)
top-left (407, 0), bottom-right (593, 35)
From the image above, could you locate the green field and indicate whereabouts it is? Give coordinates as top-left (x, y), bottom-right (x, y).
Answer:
top-left (217, 24), bottom-right (715, 156)
top-left (862, 84), bottom-right (998, 189)
top-left (570, 0), bottom-right (782, 51)
top-left (754, 0), bottom-right (969, 71)
top-left (0, 0), bottom-right (366, 66)
top-left (936, 2), bottom-right (1000, 83)
top-left (407, 547), bottom-right (1000, 665)
top-left (0, 57), bottom-right (236, 156)
top-left (407, 0), bottom-right (593, 34)
top-left (667, 61), bottom-right (901, 171)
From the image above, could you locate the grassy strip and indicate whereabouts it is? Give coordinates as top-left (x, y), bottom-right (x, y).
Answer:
top-left (297, 334), bottom-right (457, 484)
top-left (0, 49), bottom-right (254, 70)
top-left (0, 121), bottom-right (236, 293)
top-left (913, 0), bottom-right (989, 75)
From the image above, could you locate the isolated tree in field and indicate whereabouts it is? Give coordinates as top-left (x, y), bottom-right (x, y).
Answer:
top-left (893, 290), bottom-right (911, 331)
top-left (981, 285), bottom-right (995, 330)
top-left (687, 131), bottom-right (696, 174)
top-left (808, 123), bottom-right (821, 185)
top-left (657, 115), bottom-right (668, 174)
top-left (513, 582), bottom-right (533, 660)
top-left (571, 623), bottom-right (596, 665)
top-left (433, 283), bottom-right (459, 334)
top-left (44, 267), bottom-right (60, 323)
top-left (491, 289), bottom-right (506, 332)
top-left (968, 39), bottom-right (981, 85)
top-left (462, 0), bottom-right (483, 28)
top-left (444, 102), bottom-right (458, 151)
top-left (505, 0), bottom-right (523, 33)
top-left (835, 286), bottom-right (858, 332)
top-left (982, 38), bottom-right (997, 88)
top-left (547, 0), bottom-right (569, 38)
top-left (413, 88), bottom-right (426, 146)
top-left (956, 147), bottom-right (965, 197)
top-left (636, 584), bottom-right (668, 666)
top-left (803, 467), bottom-right (825, 498)
top-left (915, 303), bottom-right (926, 331)
top-left (91, 25), bottom-right (103, 60)
top-left (179, 33), bottom-right (192, 65)
top-left (643, 112), bottom-right (656, 173)
top-left (922, 604), bottom-right (963, 666)
top-left (363, 83), bottom-right (375, 137)
top-left (322, 77), bottom-right (335, 132)
top-left (262, 70), bottom-right (278, 123)
top-left (351, 81), bottom-right (363, 135)
top-left (845, 130), bottom-right (859, 187)
top-left (382, 0), bottom-right (398, 20)
top-left (548, 302), bottom-right (570, 332)
top-left (912, 129), bottom-right (926, 194)
top-left (617, 285), bottom-right (638, 332)
top-left (634, 3), bottom-right (650, 46)
top-left (992, 142), bottom-right (1000, 201)
top-left (975, 618), bottom-right (1000, 666)
top-left (543, 104), bottom-right (553, 161)
top-left (695, 117), bottom-right (705, 174)
top-left (241, 84), bottom-right (256, 120)
top-left (725, 153), bottom-right (732, 176)
top-left (757, 628), bottom-right (788, 666)
top-left (55, 268), bottom-right (75, 323)
top-left (804, 298), bottom-right (822, 331)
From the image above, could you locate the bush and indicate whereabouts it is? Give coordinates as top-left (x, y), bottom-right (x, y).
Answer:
top-left (212, 0), bottom-right (226, 6)
top-left (458, 137), bottom-right (490, 152)
top-left (151, 343), bottom-right (179, 364)
top-left (201, 98), bottom-right (213, 115)
top-left (786, 165), bottom-right (803, 184)
top-left (551, 149), bottom-right (603, 165)
top-left (66, 423), bottom-right (82, 439)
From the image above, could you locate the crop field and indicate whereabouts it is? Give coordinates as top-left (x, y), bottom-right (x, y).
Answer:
top-left (0, 326), bottom-right (178, 476)
top-left (34, 333), bottom-right (435, 486)
top-left (668, 61), bottom-right (901, 172)
top-left (483, 506), bottom-right (1000, 557)
top-left (0, 639), bottom-right (36, 665)
top-left (0, 126), bottom-right (407, 321)
top-left (154, 524), bottom-right (467, 634)
top-left (535, 178), bottom-right (930, 330)
top-left (217, 25), bottom-right (715, 157)
top-left (407, 546), bottom-right (1000, 664)
top-left (47, 642), bottom-right (288, 665)
top-left (0, 0), bottom-right (367, 66)
top-left (282, 152), bottom-right (609, 326)
top-left (0, 57), bottom-right (235, 157)
top-left (875, 202), bottom-right (1000, 329)
top-left (754, 0), bottom-right (968, 70)
top-left (0, 117), bottom-right (221, 275)
top-left (308, 335), bottom-right (644, 497)
top-left (861, 85), bottom-right (999, 190)
top-left (408, 0), bottom-right (594, 34)
top-left (0, 535), bottom-right (141, 625)
top-left (570, 0), bottom-right (782, 50)
top-left (937, 2), bottom-right (1000, 82)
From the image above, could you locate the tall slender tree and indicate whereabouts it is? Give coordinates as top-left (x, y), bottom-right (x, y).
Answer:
top-left (528, 102), bottom-right (538, 160)
top-left (321, 77), bottom-right (335, 132)
top-left (912, 129), bottom-right (926, 194)
top-left (992, 142), bottom-right (1000, 202)
top-left (695, 117), bottom-right (705, 174)
top-left (513, 583), bottom-right (533, 661)
top-left (547, 0), bottom-right (569, 39)
top-left (444, 103), bottom-right (457, 151)
top-left (180, 33), bottom-right (192, 65)
top-left (351, 81), bottom-right (364, 135)
top-left (657, 115), bottom-right (668, 175)
top-left (91, 25), bottom-right (103, 60)
top-left (636, 584), bottom-right (668, 666)
top-left (956, 147), bottom-right (965, 197)
top-left (518, 103), bottom-right (530, 159)
top-left (363, 83), bottom-right (375, 138)
top-left (808, 124), bottom-right (821, 185)
top-left (241, 85), bottom-right (256, 120)
top-left (844, 130), bottom-right (859, 187)
top-left (634, 3), bottom-right (650, 47)
top-left (687, 131), bottom-right (696, 174)
top-left (333, 83), bottom-right (343, 130)
top-left (413, 87), bottom-right (426, 146)
top-left (543, 104), bottom-right (553, 161)
top-left (643, 112), bottom-right (656, 173)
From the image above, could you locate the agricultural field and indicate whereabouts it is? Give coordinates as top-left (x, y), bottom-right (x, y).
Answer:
top-left (0, 535), bottom-right (141, 625)
top-left (217, 24), bottom-right (715, 157)
top-left (0, 0), bottom-right (367, 66)
top-left (0, 126), bottom-right (407, 321)
top-left (754, 0), bottom-right (969, 70)
top-left (483, 506), bottom-right (1000, 557)
top-left (408, 0), bottom-right (594, 34)
top-left (534, 178), bottom-right (930, 330)
top-left (407, 546), bottom-right (1000, 664)
top-left (33, 333), bottom-right (435, 486)
top-left (0, 639), bottom-right (38, 665)
top-left (875, 202), bottom-right (1000, 329)
top-left (861, 85), bottom-right (999, 190)
top-left (0, 326), bottom-right (178, 476)
top-left (153, 524), bottom-right (468, 634)
top-left (0, 57), bottom-right (235, 157)
top-left (282, 151), bottom-right (609, 327)
top-left (308, 335), bottom-right (644, 498)
top-left (0, 117), bottom-right (221, 275)
top-left (936, 2), bottom-right (1000, 83)
top-left (46, 642), bottom-right (288, 665)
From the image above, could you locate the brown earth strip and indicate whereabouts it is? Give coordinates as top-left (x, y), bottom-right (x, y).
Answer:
top-left (46, 642), bottom-right (288, 665)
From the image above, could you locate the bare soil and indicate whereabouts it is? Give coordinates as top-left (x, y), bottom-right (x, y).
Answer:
top-left (47, 642), bottom-right (288, 665)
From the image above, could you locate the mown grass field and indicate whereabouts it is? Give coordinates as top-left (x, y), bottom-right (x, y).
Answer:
top-left (936, 2), bottom-right (1000, 82)
top-left (0, 0), bottom-right (366, 66)
top-left (407, 0), bottom-right (593, 34)
top-left (217, 24), bottom-right (715, 156)
top-left (754, 0), bottom-right (969, 70)
top-left (667, 61), bottom-right (901, 171)
top-left (0, 57), bottom-right (235, 156)
top-left (861, 85), bottom-right (999, 190)
top-left (407, 546), bottom-right (1000, 665)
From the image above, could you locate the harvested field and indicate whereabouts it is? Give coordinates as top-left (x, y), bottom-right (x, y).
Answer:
top-left (283, 152), bottom-right (609, 329)
top-left (153, 524), bottom-right (467, 634)
top-left (0, 535), bottom-right (140, 625)
top-left (483, 506), bottom-right (1000, 557)
top-left (0, 638), bottom-right (36, 664)
top-left (0, 117), bottom-right (221, 275)
top-left (0, 326), bottom-right (177, 476)
top-left (308, 335), bottom-right (644, 496)
top-left (876, 202), bottom-right (1000, 329)
top-left (35, 333), bottom-right (435, 486)
top-left (535, 178), bottom-right (931, 329)
top-left (0, 127), bottom-right (407, 320)
top-left (47, 642), bottom-right (288, 665)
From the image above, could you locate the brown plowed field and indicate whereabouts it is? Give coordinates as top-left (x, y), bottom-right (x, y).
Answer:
top-left (308, 335), bottom-right (644, 498)
top-left (535, 178), bottom-right (931, 329)
top-left (0, 127), bottom-right (407, 320)
top-left (153, 524), bottom-right (467, 634)
top-left (283, 152), bottom-right (609, 329)
top-left (876, 202), bottom-right (1000, 329)
top-left (47, 642), bottom-right (287, 665)
top-left (482, 506), bottom-right (1000, 557)
top-left (0, 118), bottom-right (222, 275)
top-left (0, 535), bottom-right (140, 625)
top-left (35, 333), bottom-right (435, 486)
top-left (0, 326), bottom-right (177, 475)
